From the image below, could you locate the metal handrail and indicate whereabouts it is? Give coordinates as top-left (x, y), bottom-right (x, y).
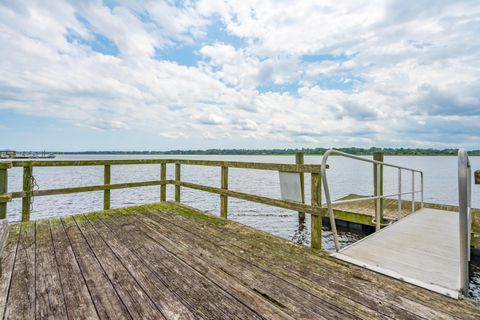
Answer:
top-left (321, 149), bottom-right (424, 252)
top-left (458, 149), bottom-right (471, 296)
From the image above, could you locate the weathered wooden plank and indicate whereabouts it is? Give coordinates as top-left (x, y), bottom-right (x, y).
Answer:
top-left (49, 219), bottom-right (99, 320)
top-left (311, 173), bottom-right (322, 249)
top-left (295, 152), bottom-right (306, 222)
top-left (21, 165), bottom-right (33, 222)
top-left (149, 207), bottom-right (424, 319)
top-left (95, 211), bottom-right (264, 320)
top-left (220, 166), bottom-right (228, 218)
top-left (104, 165), bottom-right (111, 210)
top-left (176, 180), bottom-right (323, 215)
top-left (72, 215), bottom-right (165, 320)
top-left (0, 166), bottom-right (7, 219)
top-left (0, 224), bottom-right (20, 319)
top-left (82, 214), bottom-right (199, 320)
top-left (61, 217), bottom-right (131, 320)
top-left (12, 159), bottom-right (324, 173)
top-left (131, 210), bottom-right (380, 320)
top-left (0, 219), bottom-right (9, 275)
top-left (175, 164), bottom-right (181, 202)
top-left (160, 163), bottom-right (166, 202)
top-left (35, 220), bottom-right (68, 319)
top-left (157, 203), bottom-right (480, 319)
top-left (5, 222), bottom-right (35, 320)
top-left (92, 211), bottom-right (293, 320)
top-left (11, 179), bottom-right (173, 199)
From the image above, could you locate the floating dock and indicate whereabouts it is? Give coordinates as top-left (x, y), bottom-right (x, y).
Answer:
top-left (1, 203), bottom-right (479, 319)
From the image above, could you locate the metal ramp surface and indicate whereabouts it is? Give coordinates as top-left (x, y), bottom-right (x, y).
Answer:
top-left (332, 208), bottom-right (461, 298)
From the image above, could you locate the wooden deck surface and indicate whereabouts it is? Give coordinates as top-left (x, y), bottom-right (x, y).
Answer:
top-left (0, 202), bottom-right (479, 319)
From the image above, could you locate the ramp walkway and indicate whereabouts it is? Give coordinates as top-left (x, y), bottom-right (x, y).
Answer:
top-left (321, 149), bottom-right (473, 299)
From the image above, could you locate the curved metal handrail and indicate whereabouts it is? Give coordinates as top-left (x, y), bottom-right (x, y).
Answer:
top-left (458, 149), bottom-right (471, 296)
top-left (321, 149), bottom-right (424, 252)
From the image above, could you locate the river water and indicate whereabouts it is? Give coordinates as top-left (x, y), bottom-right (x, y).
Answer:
top-left (3, 154), bottom-right (480, 299)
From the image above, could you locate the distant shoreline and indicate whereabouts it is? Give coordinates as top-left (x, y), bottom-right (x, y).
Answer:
top-left (45, 147), bottom-right (480, 156)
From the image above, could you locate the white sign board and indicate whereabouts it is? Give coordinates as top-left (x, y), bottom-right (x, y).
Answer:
top-left (279, 171), bottom-right (303, 203)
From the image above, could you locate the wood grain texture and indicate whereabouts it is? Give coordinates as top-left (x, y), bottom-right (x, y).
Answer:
top-left (1, 203), bottom-right (479, 320)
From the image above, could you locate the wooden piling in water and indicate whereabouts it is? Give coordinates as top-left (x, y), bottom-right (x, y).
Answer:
top-left (160, 163), bottom-right (166, 202)
top-left (373, 152), bottom-right (384, 224)
top-left (295, 152), bottom-right (306, 223)
top-left (311, 172), bottom-right (322, 249)
top-left (21, 164), bottom-right (33, 222)
top-left (104, 165), bottom-right (111, 210)
top-left (0, 163), bottom-right (10, 219)
top-left (175, 163), bottom-right (181, 202)
top-left (220, 166), bottom-right (228, 218)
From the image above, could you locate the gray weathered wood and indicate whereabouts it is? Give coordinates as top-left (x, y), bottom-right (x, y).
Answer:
top-left (220, 166), bottom-right (228, 218)
top-left (0, 167), bottom-right (7, 219)
top-left (21, 165), bottom-right (33, 222)
top-left (49, 218), bottom-right (99, 320)
top-left (5, 223), bottom-right (35, 319)
top-left (61, 217), bottom-right (131, 319)
top-left (160, 163), bottom-right (166, 202)
top-left (73, 216), bottom-right (164, 320)
top-left (295, 152), bottom-right (306, 222)
top-left (0, 224), bottom-right (19, 319)
top-left (373, 152), bottom-right (384, 223)
top-left (175, 164), bottom-right (181, 202)
top-left (104, 165), bottom-right (111, 210)
top-left (311, 173), bottom-right (322, 249)
top-left (35, 220), bottom-right (68, 319)
top-left (0, 219), bottom-right (8, 275)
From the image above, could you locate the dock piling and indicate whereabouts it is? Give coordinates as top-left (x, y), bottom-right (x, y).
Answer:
top-left (295, 152), bottom-right (306, 223)
top-left (221, 166), bottom-right (228, 218)
top-left (160, 163), bottom-right (167, 202)
top-left (311, 172), bottom-right (322, 249)
top-left (21, 164), bottom-right (33, 222)
top-left (104, 165), bottom-right (111, 210)
top-left (0, 163), bottom-right (9, 219)
top-left (175, 163), bottom-right (181, 202)
top-left (373, 152), bottom-right (384, 228)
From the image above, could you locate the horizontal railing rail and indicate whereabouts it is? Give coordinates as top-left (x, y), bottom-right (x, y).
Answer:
top-left (0, 158), bottom-right (326, 249)
top-left (321, 149), bottom-right (424, 252)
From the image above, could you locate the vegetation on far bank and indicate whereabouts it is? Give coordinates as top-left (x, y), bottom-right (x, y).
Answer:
top-left (52, 147), bottom-right (480, 156)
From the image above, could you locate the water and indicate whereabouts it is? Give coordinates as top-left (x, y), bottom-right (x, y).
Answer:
top-left (3, 154), bottom-right (480, 298)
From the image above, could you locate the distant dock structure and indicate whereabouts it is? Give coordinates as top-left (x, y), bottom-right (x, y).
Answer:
top-left (0, 150), bottom-right (55, 159)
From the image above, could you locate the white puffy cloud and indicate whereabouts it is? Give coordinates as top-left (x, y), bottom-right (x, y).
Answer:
top-left (0, 0), bottom-right (479, 149)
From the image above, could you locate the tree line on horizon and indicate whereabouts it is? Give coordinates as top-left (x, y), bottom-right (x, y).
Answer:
top-left (54, 147), bottom-right (480, 156)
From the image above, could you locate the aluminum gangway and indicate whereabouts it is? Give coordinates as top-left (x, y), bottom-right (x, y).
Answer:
top-left (322, 149), bottom-right (472, 299)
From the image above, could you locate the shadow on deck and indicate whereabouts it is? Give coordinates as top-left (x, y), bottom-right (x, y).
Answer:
top-left (0, 202), bottom-right (479, 319)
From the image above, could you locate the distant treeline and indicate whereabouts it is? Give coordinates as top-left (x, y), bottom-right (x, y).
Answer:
top-left (53, 147), bottom-right (480, 156)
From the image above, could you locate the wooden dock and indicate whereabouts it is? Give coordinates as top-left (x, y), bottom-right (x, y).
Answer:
top-left (0, 202), bottom-right (479, 319)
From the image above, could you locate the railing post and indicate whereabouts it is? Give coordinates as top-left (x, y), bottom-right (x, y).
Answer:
top-left (311, 172), bottom-right (322, 249)
top-left (160, 163), bottom-right (166, 202)
top-left (0, 163), bottom-right (11, 219)
top-left (175, 163), bottom-right (181, 202)
top-left (373, 152), bottom-right (384, 227)
top-left (22, 164), bottom-right (33, 222)
top-left (397, 169), bottom-right (402, 219)
top-left (411, 171), bottom-right (415, 213)
top-left (104, 164), bottom-right (111, 210)
top-left (295, 152), bottom-right (306, 223)
top-left (220, 166), bottom-right (228, 218)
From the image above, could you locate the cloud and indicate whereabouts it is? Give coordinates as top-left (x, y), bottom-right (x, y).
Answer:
top-left (0, 0), bottom-right (479, 149)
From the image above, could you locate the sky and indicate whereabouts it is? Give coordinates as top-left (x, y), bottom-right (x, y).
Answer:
top-left (0, 0), bottom-right (479, 151)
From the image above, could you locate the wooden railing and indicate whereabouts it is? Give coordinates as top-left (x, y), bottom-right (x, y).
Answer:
top-left (0, 159), bottom-right (326, 249)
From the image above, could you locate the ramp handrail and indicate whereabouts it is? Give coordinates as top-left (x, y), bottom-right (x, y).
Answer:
top-left (321, 149), bottom-right (424, 252)
top-left (458, 149), bottom-right (471, 296)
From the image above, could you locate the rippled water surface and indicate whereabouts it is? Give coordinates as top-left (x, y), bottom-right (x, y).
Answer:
top-left (2, 154), bottom-right (480, 298)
